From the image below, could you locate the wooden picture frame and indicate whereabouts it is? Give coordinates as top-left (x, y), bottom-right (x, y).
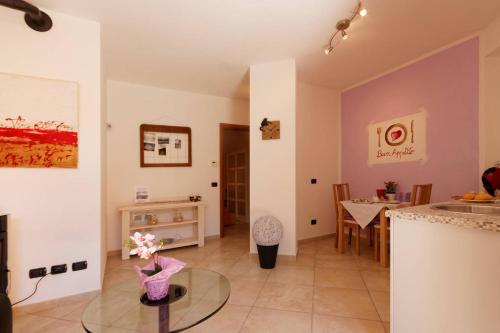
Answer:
top-left (140, 124), bottom-right (192, 167)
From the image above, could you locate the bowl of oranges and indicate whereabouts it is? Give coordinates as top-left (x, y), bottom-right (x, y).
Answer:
top-left (460, 192), bottom-right (494, 203)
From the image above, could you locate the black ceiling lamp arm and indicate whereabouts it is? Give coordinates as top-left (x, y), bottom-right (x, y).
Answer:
top-left (0, 0), bottom-right (52, 32)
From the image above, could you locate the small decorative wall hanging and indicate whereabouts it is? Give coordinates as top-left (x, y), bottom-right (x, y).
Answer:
top-left (140, 124), bottom-right (191, 167)
top-left (0, 72), bottom-right (79, 168)
top-left (368, 111), bottom-right (427, 165)
top-left (259, 118), bottom-right (280, 140)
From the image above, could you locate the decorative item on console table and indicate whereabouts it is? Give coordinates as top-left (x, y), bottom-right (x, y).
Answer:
top-left (385, 181), bottom-right (398, 201)
top-left (125, 232), bottom-right (185, 303)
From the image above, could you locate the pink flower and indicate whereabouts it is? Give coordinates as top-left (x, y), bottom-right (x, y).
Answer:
top-left (131, 232), bottom-right (145, 247)
top-left (144, 233), bottom-right (155, 247)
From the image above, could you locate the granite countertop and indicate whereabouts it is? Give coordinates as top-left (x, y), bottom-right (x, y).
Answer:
top-left (386, 201), bottom-right (500, 232)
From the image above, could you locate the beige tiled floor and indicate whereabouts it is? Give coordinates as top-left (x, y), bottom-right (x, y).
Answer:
top-left (13, 224), bottom-right (390, 332)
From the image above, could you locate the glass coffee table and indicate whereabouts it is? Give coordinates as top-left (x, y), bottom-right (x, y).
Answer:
top-left (81, 268), bottom-right (230, 332)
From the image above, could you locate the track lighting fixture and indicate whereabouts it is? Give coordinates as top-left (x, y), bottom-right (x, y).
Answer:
top-left (324, 2), bottom-right (367, 55)
top-left (0, 0), bottom-right (52, 32)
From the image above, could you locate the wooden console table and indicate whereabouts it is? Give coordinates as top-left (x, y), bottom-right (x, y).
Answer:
top-left (119, 201), bottom-right (205, 260)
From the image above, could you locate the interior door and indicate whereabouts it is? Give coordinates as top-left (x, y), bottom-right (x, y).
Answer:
top-left (226, 151), bottom-right (247, 222)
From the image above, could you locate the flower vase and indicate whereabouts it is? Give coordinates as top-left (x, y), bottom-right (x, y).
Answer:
top-left (134, 256), bottom-right (185, 302)
top-left (386, 193), bottom-right (396, 201)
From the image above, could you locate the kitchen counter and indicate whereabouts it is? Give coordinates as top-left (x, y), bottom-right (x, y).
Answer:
top-left (389, 201), bottom-right (500, 333)
top-left (386, 201), bottom-right (500, 232)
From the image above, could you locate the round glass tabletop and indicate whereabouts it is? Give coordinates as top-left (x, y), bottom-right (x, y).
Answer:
top-left (81, 268), bottom-right (230, 333)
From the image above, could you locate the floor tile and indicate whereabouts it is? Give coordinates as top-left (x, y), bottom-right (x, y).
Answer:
top-left (182, 304), bottom-right (251, 333)
top-left (361, 271), bottom-right (389, 292)
top-left (313, 286), bottom-right (379, 320)
top-left (33, 319), bottom-right (84, 333)
top-left (370, 291), bottom-right (390, 322)
top-left (226, 277), bottom-right (266, 306)
top-left (13, 314), bottom-right (57, 333)
top-left (254, 281), bottom-right (313, 312)
top-left (315, 268), bottom-right (366, 290)
top-left (267, 266), bottom-right (314, 285)
top-left (315, 254), bottom-right (358, 270)
top-left (277, 253), bottom-right (315, 267)
top-left (313, 314), bottom-right (386, 333)
top-left (298, 242), bottom-right (318, 255)
top-left (355, 257), bottom-right (389, 272)
top-left (241, 307), bottom-right (312, 333)
top-left (227, 256), bottom-right (270, 281)
top-left (14, 225), bottom-right (392, 331)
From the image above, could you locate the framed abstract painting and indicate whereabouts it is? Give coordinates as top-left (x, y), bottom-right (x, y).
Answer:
top-left (0, 72), bottom-right (79, 168)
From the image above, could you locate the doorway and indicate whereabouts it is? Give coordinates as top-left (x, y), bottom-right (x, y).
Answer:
top-left (219, 124), bottom-right (250, 238)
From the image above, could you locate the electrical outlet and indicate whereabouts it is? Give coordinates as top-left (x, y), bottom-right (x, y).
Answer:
top-left (50, 264), bottom-right (67, 275)
top-left (311, 219), bottom-right (317, 225)
top-left (29, 267), bottom-right (47, 279)
top-left (72, 261), bottom-right (87, 271)
top-left (311, 178), bottom-right (317, 184)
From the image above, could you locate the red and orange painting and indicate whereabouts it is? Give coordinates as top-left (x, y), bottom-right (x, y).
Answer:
top-left (0, 116), bottom-right (77, 168)
top-left (0, 73), bottom-right (78, 168)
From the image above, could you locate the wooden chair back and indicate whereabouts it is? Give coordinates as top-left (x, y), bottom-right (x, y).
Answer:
top-left (410, 184), bottom-right (432, 206)
top-left (332, 183), bottom-right (351, 218)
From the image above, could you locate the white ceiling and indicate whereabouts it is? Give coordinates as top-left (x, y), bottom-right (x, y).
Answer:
top-left (31, 0), bottom-right (500, 99)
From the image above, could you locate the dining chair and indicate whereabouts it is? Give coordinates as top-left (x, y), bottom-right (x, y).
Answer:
top-left (332, 183), bottom-right (360, 253)
top-left (410, 184), bottom-right (433, 206)
top-left (374, 183), bottom-right (433, 260)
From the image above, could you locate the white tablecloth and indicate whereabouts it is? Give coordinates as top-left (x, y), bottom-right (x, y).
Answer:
top-left (341, 201), bottom-right (402, 229)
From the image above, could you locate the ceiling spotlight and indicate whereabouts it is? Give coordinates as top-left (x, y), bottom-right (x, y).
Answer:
top-left (323, 2), bottom-right (367, 55)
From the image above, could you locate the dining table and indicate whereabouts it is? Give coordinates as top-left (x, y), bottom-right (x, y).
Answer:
top-left (338, 200), bottom-right (408, 267)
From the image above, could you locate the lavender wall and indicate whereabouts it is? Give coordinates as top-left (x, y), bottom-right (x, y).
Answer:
top-left (341, 38), bottom-right (479, 202)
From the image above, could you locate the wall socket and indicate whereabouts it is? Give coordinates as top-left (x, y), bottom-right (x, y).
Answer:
top-left (29, 267), bottom-right (47, 279)
top-left (72, 261), bottom-right (88, 271)
top-left (311, 178), bottom-right (317, 184)
top-left (311, 219), bottom-right (317, 225)
top-left (50, 264), bottom-right (67, 275)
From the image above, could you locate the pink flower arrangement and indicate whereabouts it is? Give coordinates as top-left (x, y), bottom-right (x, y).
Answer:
top-left (126, 232), bottom-right (168, 276)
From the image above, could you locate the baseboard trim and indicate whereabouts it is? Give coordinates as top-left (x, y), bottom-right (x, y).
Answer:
top-left (12, 289), bottom-right (100, 316)
top-left (298, 233), bottom-right (336, 244)
top-left (205, 235), bottom-right (220, 241)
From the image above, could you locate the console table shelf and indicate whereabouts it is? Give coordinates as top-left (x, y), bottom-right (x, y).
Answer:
top-left (119, 201), bottom-right (205, 260)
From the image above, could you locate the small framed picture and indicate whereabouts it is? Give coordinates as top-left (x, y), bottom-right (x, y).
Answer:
top-left (135, 186), bottom-right (149, 203)
top-left (140, 124), bottom-right (192, 167)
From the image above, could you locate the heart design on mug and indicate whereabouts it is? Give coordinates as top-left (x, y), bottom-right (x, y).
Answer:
top-left (391, 130), bottom-right (402, 141)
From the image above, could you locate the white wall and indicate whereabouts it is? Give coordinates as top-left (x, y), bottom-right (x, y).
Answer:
top-left (479, 16), bottom-right (500, 174)
top-left (483, 54), bottom-right (500, 169)
top-left (0, 9), bottom-right (102, 304)
top-left (296, 82), bottom-right (341, 240)
top-left (479, 17), bottom-right (500, 175)
top-left (106, 80), bottom-right (249, 251)
top-left (250, 59), bottom-right (297, 256)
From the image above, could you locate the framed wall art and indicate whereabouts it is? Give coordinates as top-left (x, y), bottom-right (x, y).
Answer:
top-left (140, 124), bottom-right (192, 167)
top-left (367, 111), bottom-right (427, 165)
top-left (0, 72), bottom-right (79, 168)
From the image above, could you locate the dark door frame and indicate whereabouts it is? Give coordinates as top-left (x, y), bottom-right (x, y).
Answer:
top-left (219, 123), bottom-right (250, 238)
